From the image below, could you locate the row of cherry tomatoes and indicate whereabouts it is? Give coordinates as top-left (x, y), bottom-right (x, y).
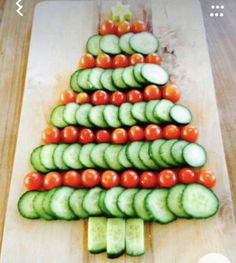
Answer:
top-left (42, 124), bottom-right (199, 145)
top-left (24, 168), bottom-right (216, 191)
top-left (80, 53), bottom-right (161, 69)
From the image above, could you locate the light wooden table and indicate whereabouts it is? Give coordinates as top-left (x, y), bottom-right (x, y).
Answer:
top-left (0, 0), bottom-right (235, 251)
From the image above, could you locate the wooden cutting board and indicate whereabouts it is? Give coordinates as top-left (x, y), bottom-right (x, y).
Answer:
top-left (1, 1), bottom-right (236, 262)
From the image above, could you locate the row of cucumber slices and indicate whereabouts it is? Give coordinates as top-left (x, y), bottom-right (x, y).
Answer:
top-left (70, 63), bottom-right (168, 92)
top-left (50, 99), bottom-right (192, 129)
top-left (30, 139), bottom-right (207, 173)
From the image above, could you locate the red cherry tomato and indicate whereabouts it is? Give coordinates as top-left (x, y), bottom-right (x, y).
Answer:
top-left (111, 128), bottom-right (128, 144)
top-left (128, 125), bottom-right (144, 141)
top-left (43, 172), bottom-right (63, 190)
top-left (79, 54), bottom-right (96, 69)
top-left (127, 89), bottom-right (143, 103)
top-left (162, 82), bottom-right (181, 103)
top-left (145, 53), bottom-right (161, 64)
top-left (110, 91), bottom-right (126, 106)
top-left (144, 124), bottom-right (162, 141)
top-left (143, 85), bottom-right (161, 101)
top-left (24, 171), bottom-right (44, 190)
top-left (42, 127), bottom-right (61, 144)
top-left (180, 125), bottom-right (199, 143)
top-left (76, 92), bottom-right (90, 104)
top-left (158, 169), bottom-right (178, 188)
top-left (197, 170), bottom-right (216, 188)
top-left (79, 128), bottom-right (95, 144)
top-left (96, 129), bottom-right (111, 143)
top-left (121, 170), bottom-right (139, 188)
top-left (178, 168), bottom-right (197, 184)
top-left (63, 170), bottom-right (82, 188)
top-left (130, 53), bottom-right (144, 65)
top-left (61, 126), bottom-right (80, 143)
top-left (112, 54), bottom-right (129, 68)
top-left (140, 171), bottom-right (158, 188)
top-left (116, 21), bottom-right (131, 36)
top-left (82, 169), bottom-right (101, 188)
top-left (101, 170), bottom-right (120, 189)
top-left (91, 90), bottom-right (110, 105)
top-left (131, 20), bottom-right (147, 32)
top-left (96, 54), bottom-right (112, 69)
top-left (99, 19), bottom-right (117, 35)
top-left (162, 125), bottom-right (180, 139)
top-left (60, 90), bottom-right (77, 104)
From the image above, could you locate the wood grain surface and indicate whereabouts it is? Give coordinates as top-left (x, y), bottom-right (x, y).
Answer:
top-left (0, 0), bottom-right (236, 261)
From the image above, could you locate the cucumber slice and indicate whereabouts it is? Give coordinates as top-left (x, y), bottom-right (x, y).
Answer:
top-left (107, 218), bottom-right (125, 258)
top-left (170, 104), bottom-right (192, 124)
top-left (150, 140), bottom-right (170, 168)
top-left (42, 188), bottom-right (57, 219)
top-left (103, 105), bottom-right (121, 128)
top-left (125, 219), bottom-right (145, 256)
top-left (139, 142), bottom-right (158, 169)
top-left (99, 191), bottom-right (111, 215)
top-left (79, 143), bottom-right (96, 168)
top-left (89, 68), bottom-right (104, 90)
top-left (30, 146), bottom-right (49, 173)
top-left (122, 66), bottom-right (142, 88)
top-left (167, 184), bottom-right (190, 218)
top-left (77, 69), bottom-right (92, 90)
top-left (171, 140), bottom-right (189, 165)
top-left (119, 102), bottom-right (137, 126)
top-left (18, 191), bottom-right (40, 219)
top-left (69, 189), bottom-right (89, 219)
top-left (100, 34), bottom-right (121, 55)
top-left (89, 105), bottom-right (109, 128)
top-left (118, 145), bottom-right (132, 168)
top-left (117, 188), bottom-right (139, 217)
top-left (133, 63), bottom-right (146, 84)
top-left (90, 143), bottom-right (110, 169)
top-left (145, 100), bottom-right (161, 123)
top-left (100, 69), bottom-right (117, 91)
top-left (182, 184), bottom-right (219, 218)
top-left (50, 186), bottom-right (76, 220)
top-left (70, 70), bottom-right (82, 92)
top-left (133, 189), bottom-right (153, 221)
top-left (50, 105), bottom-right (68, 128)
top-left (53, 144), bottom-right (70, 170)
top-left (86, 34), bottom-right (103, 56)
top-left (104, 145), bottom-right (124, 171)
top-left (119, 32), bottom-right (135, 55)
top-left (63, 102), bottom-right (79, 125)
top-left (83, 187), bottom-right (103, 216)
top-left (153, 99), bottom-right (174, 123)
top-left (104, 187), bottom-right (125, 217)
top-left (131, 101), bottom-right (148, 123)
top-left (160, 139), bottom-right (179, 166)
top-left (40, 144), bottom-right (57, 170)
top-left (76, 103), bottom-right (94, 128)
top-left (141, 63), bottom-right (168, 85)
top-left (63, 144), bottom-right (83, 169)
top-left (112, 68), bottom-right (127, 89)
top-left (88, 217), bottom-right (107, 253)
top-left (183, 143), bottom-right (207, 167)
top-left (33, 192), bottom-right (54, 220)
top-left (146, 189), bottom-right (176, 224)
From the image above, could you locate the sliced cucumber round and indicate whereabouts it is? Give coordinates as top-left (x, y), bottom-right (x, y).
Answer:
top-left (170, 104), bottom-right (192, 124)
top-left (100, 34), bottom-right (121, 55)
top-left (141, 63), bottom-right (168, 86)
top-left (86, 34), bottom-right (103, 56)
top-left (131, 101), bottom-right (148, 123)
top-left (89, 67), bottom-right (104, 90)
top-left (70, 70), bottom-right (82, 92)
top-left (50, 105), bottom-right (68, 128)
top-left (119, 32), bottom-right (135, 55)
top-left (119, 102), bottom-right (137, 126)
top-left (100, 69), bottom-right (117, 91)
top-left (18, 191), bottom-right (40, 219)
top-left (183, 143), bottom-right (207, 167)
top-left (103, 105), bottom-right (121, 128)
top-left (76, 103), bottom-right (94, 128)
top-left (89, 105), bottom-right (109, 128)
top-left (63, 102), bottom-right (79, 125)
top-left (79, 143), bottom-right (96, 168)
top-left (104, 187), bottom-right (125, 217)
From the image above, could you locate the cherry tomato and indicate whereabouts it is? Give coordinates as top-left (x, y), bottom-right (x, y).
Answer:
top-left (24, 171), bottom-right (44, 190)
top-left (144, 124), bottom-right (162, 141)
top-left (82, 169), bottom-right (101, 188)
top-left (178, 168), bottom-right (197, 184)
top-left (162, 125), bottom-right (180, 139)
top-left (130, 53), bottom-right (144, 65)
top-left (140, 171), bottom-right (158, 188)
top-left (43, 172), bottom-right (63, 190)
top-left (113, 54), bottom-right (129, 68)
top-left (79, 128), bottom-right (95, 144)
top-left (143, 85), bottom-right (162, 101)
top-left (162, 82), bottom-right (181, 103)
top-left (110, 91), bottom-right (126, 106)
top-left (61, 126), bottom-right (80, 143)
top-left (111, 128), bottom-right (128, 144)
top-left (128, 125), bottom-right (144, 141)
top-left (101, 170), bottom-right (120, 189)
top-left (96, 54), bottom-right (112, 69)
top-left (116, 21), bottom-right (131, 36)
top-left (145, 53), bottom-right (161, 64)
top-left (131, 20), bottom-right (147, 32)
top-left (91, 90), bottom-right (110, 105)
top-left (42, 127), bottom-right (61, 144)
top-left (79, 54), bottom-right (96, 68)
top-left (158, 169), bottom-right (178, 188)
top-left (121, 170), bottom-right (139, 188)
top-left (76, 92), bottom-right (90, 104)
top-left (63, 170), bottom-right (82, 188)
top-left (60, 90), bottom-right (77, 104)
top-left (127, 89), bottom-right (143, 103)
top-left (197, 170), bottom-right (216, 188)
top-left (96, 129), bottom-right (111, 143)
top-left (180, 125), bottom-right (199, 142)
top-left (99, 19), bottom-right (117, 35)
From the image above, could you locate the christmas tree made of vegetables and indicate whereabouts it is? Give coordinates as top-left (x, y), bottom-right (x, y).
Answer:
top-left (18, 3), bottom-right (219, 258)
